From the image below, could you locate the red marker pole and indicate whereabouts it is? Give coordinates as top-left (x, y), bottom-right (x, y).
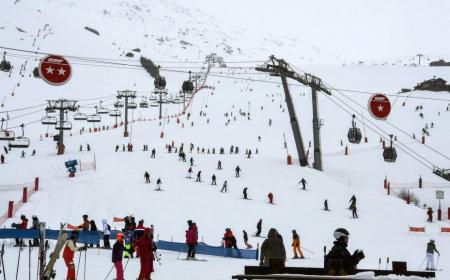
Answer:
top-left (22, 187), bottom-right (28, 203)
top-left (34, 177), bottom-right (39, 191)
top-left (7, 201), bottom-right (13, 218)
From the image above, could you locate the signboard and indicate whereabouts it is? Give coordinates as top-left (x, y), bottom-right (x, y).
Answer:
top-left (368, 94), bottom-right (391, 120)
top-left (436, 190), bottom-right (444, 200)
top-left (38, 55), bottom-right (72, 86)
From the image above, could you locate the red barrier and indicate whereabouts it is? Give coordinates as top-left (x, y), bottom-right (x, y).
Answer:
top-left (409, 226), bottom-right (425, 233)
top-left (7, 201), bottom-right (13, 218)
top-left (34, 177), bottom-right (39, 191)
top-left (441, 227), bottom-right (450, 233)
top-left (384, 176), bottom-right (387, 189)
top-left (22, 187), bottom-right (28, 203)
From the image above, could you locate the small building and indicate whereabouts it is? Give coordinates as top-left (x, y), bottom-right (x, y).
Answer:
top-left (414, 77), bottom-right (450, 92)
top-left (429, 59), bottom-right (450, 67)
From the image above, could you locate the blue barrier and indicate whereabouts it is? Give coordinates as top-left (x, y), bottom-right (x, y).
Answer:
top-left (0, 229), bottom-right (100, 244)
top-left (157, 240), bottom-right (258, 260)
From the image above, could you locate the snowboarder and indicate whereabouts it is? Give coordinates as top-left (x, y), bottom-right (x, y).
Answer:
top-left (186, 220), bottom-right (198, 259)
top-left (235, 165), bottom-right (241, 177)
top-left (151, 148), bottom-right (156, 158)
top-left (427, 207), bottom-right (433, 222)
top-left (324, 228), bottom-right (365, 276)
top-left (243, 187), bottom-right (248, 199)
top-left (268, 192), bottom-right (274, 204)
top-left (260, 228), bottom-right (286, 267)
top-left (425, 239), bottom-right (440, 270)
top-left (63, 232), bottom-right (85, 280)
top-left (144, 171), bottom-right (151, 183)
top-left (217, 160), bottom-right (222, 170)
top-left (243, 230), bottom-right (253, 249)
top-left (298, 178), bottom-right (307, 190)
top-left (135, 228), bottom-right (155, 280)
top-left (223, 228), bottom-right (238, 249)
top-left (102, 219), bottom-right (111, 249)
top-left (291, 230), bottom-right (304, 259)
top-left (187, 167), bottom-right (193, 178)
top-left (349, 195), bottom-right (356, 210)
top-left (112, 232), bottom-right (125, 280)
top-left (211, 174), bottom-right (217, 185)
top-left (196, 170), bottom-right (201, 182)
top-left (255, 219), bottom-right (262, 237)
top-left (324, 199), bottom-right (329, 211)
top-left (156, 178), bottom-right (162, 190)
top-left (221, 180), bottom-right (228, 192)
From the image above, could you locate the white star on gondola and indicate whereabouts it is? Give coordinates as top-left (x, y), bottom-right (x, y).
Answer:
top-left (58, 67), bottom-right (66, 76)
top-left (46, 66), bottom-right (54, 74)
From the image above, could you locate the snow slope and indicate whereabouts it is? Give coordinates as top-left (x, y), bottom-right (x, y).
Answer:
top-left (1, 0), bottom-right (450, 279)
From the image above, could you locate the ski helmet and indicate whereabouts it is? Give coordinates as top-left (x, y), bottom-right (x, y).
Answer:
top-left (116, 232), bottom-right (124, 241)
top-left (334, 228), bottom-right (350, 240)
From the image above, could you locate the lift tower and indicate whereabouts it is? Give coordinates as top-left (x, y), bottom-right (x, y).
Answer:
top-left (46, 99), bottom-right (78, 155)
top-left (117, 90), bottom-right (136, 137)
top-left (256, 56), bottom-right (331, 171)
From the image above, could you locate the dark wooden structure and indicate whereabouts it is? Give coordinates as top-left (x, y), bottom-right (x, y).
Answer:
top-left (232, 265), bottom-right (435, 280)
top-left (414, 77), bottom-right (450, 92)
top-left (430, 59), bottom-right (450, 67)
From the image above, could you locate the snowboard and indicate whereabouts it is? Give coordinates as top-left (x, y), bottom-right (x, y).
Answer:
top-left (251, 234), bottom-right (267, 238)
top-left (42, 224), bottom-right (68, 280)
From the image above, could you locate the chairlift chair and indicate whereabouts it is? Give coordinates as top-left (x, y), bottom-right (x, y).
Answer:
top-left (73, 110), bottom-right (88, 121)
top-left (41, 115), bottom-right (58, 125)
top-left (128, 100), bottom-right (137, 109)
top-left (114, 100), bottom-right (124, 108)
top-left (0, 52), bottom-right (12, 72)
top-left (433, 167), bottom-right (450, 182)
top-left (55, 121), bottom-right (72, 130)
top-left (8, 124), bottom-right (30, 149)
top-left (109, 110), bottom-right (122, 117)
top-left (96, 102), bottom-right (109, 114)
top-left (140, 97), bottom-right (149, 108)
top-left (0, 118), bottom-right (15, 141)
top-left (383, 135), bottom-right (397, 162)
top-left (150, 103), bottom-right (159, 107)
top-left (347, 114), bottom-right (362, 144)
top-left (87, 114), bottom-right (101, 123)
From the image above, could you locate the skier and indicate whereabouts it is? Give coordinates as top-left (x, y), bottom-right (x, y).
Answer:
top-left (151, 148), bottom-right (156, 158)
top-left (21, 150), bottom-right (25, 158)
top-left (123, 231), bottom-right (134, 258)
top-left (255, 219), bottom-right (262, 237)
top-left (217, 160), bottom-right (222, 170)
top-left (156, 178), bottom-right (162, 190)
top-left (187, 167), bottom-right (193, 178)
top-left (79, 145), bottom-right (83, 152)
top-left (243, 230), bottom-right (252, 249)
top-left (135, 219), bottom-right (145, 241)
top-left (291, 230), bottom-right (304, 259)
top-left (144, 171), bottom-right (151, 183)
top-left (211, 174), bottom-right (217, 185)
top-left (122, 144), bottom-right (125, 152)
top-left (89, 220), bottom-right (100, 248)
top-left (351, 204), bottom-right (358, 218)
top-left (324, 228), bottom-right (365, 276)
top-left (185, 220), bottom-right (198, 259)
top-left (425, 239), bottom-right (440, 270)
top-left (115, 145), bottom-right (119, 152)
top-left (63, 232), bottom-right (85, 280)
top-left (31, 215), bottom-right (40, 246)
top-left (190, 157), bottom-right (194, 166)
top-left (298, 178), bottom-right (307, 190)
top-left (260, 228), bottom-right (286, 267)
top-left (196, 170), bottom-right (201, 182)
top-left (268, 192), bottom-right (274, 204)
top-left (112, 232), bottom-right (125, 280)
top-left (247, 149), bottom-right (252, 158)
top-left (243, 187), bottom-right (248, 199)
top-left (427, 207), bottom-right (433, 222)
top-left (324, 199), bottom-right (329, 211)
top-left (349, 195), bottom-right (356, 210)
top-left (223, 228), bottom-right (238, 249)
top-left (87, 143), bottom-right (91, 151)
top-left (135, 228), bottom-right (154, 280)
top-left (230, 145), bottom-right (234, 154)
top-left (0, 154), bottom-right (4, 164)
top-left (221, 180), bottom-right (228, 193)
top-left (102, 219), bottom-right (111, 249)
top-left (31, 149), bottom-right (36, 156)
top-left (12, 214), bottom-right (28, 246)
top-left (235, 165), bottom-right (241, 177)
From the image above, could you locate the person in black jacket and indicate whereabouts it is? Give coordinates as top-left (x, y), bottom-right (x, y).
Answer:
top-left (89, 220), bottom-right (100, 248)
top-left (112, 232), bottom-right (125, 280)
top-left (31, 215), bottom-right (40, 246)
top-left (325, 228), bottom-right (364, 275)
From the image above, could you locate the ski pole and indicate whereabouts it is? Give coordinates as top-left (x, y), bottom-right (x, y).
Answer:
top-left (103, 264), bottom-right (114, 280)
top-left (435, 254), bottom-right (440, 270)
top-left (84, 248), bottom-right (87, 280)
top-left (300, 246), bottom-right (315, 255)
top-left (419, 255), bottom-right (426, 270)
top-left (75, 249), bottom-right (82, 280)
top-left (1, 244), bottom-right (6, 280)
top-left (16, 242), bottom-right (23, 280)
top-left (385, 257), bottom-right (390, 270)
top-left (378, 257), bottom-right (381, 269)
top-left (123, 258), bottom-right (130, 272)
top-left (28, 240), bottom-right (32, 280)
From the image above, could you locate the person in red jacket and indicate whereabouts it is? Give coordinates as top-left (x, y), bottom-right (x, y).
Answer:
top-left (135, 228), bottom-right (154, 280)
top-left (63, 233), bottom-right (85, 280)
top-left (185, 220), bottom-right (198, 259)
top-left (268, 192), bottom-right (274, 204)
top-left (223, 228), bottom-right (238, 249)
top-left (12, 215), bottom-right (28, 247)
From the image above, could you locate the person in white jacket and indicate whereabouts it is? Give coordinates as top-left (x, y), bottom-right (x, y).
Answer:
top-left (102, 219), bottom-right (111, 249)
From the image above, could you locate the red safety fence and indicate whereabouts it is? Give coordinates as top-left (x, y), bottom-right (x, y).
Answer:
top-left (113, 217), bottom-right (125, 222)
top-left (409, 226), bottom-right (426, 233)
top-left (440, 227), bottom-right (450, 233)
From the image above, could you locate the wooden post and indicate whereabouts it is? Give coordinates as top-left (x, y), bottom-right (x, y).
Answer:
top-left (384, 176), bottom-right (387, 189)
top-left (387, 182), bottom-right (390, 195)
top-left (287, 155), bottom-right (292, 165)
top-left (344, 145), bottom-right (348, 155)
top-left (22, 187), bottom-right (28, 203)
top-left (419, 175), bottom-right (422, 188)
top-left (34, 177), bottom-right (39, 191)
top-left (7, 201), bottom-right (13, 218)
